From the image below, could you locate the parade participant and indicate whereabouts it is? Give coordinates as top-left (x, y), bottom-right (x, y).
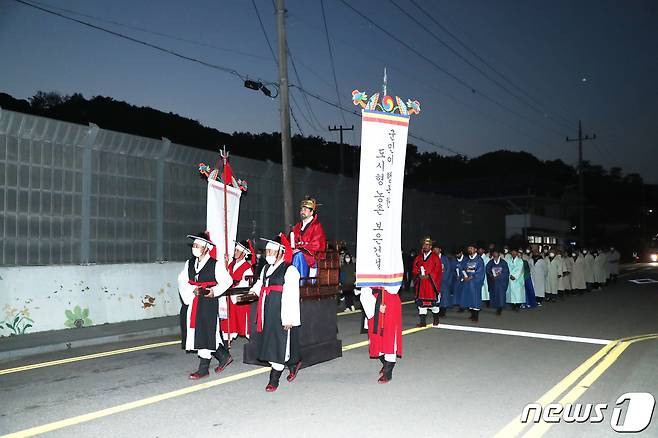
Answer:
top-left (559, 249), bottom-right (573, 296)
top-left (291, 197), bottom-right (327, 283)
top-left (437, 247), bottom-right (454, 318)
top-left (461, 244), bottom-right (485, 322)
top-left (506, 249), bottom-right (525, 311)
top-left (248, 234), bottom-right (302, 392)
top-left (486, 250), bottom-right (509, 315)
top-left (521, 250), bottom-right (537, 308)
top-left (546, 250), bottom-right (561, 302)
top-left (340, 253), bottom-right (357, 311)
top-left (453, 248), bottom-right (466, 312)
top-left (571, 250), bottom-right (586, 294)
top-left (593, 249), bottom-right (608, 289)
top-left (479, 246), bottom-right (491, 308)
top-left (360, 284), bottom-right (404, 383)
top-left (583, 248), bottom-right (595, 291)
top-left (177, 231), bottom-right (234, 379)
top-left (412, 236), bottom-right (442, 327)
top-left (503, 245), bottom-right (512, 263)
top-left (531, 250), bottom-right (547, 305)
top-left (220, 240), bottom-right (254, 340)
top-left (607, 246), bottom-right (620, 283)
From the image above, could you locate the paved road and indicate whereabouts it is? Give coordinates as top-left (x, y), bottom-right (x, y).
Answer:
top-left (1, 264), bottom-right (657, 438)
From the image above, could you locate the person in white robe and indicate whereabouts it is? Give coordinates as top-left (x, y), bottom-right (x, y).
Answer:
top-left (546, 251), bottom-right (561, 302)
top-left (570, 250), bottom-right (586, 294)
top-left (178, 232), bottom-right (234, 379)
top-left (593, 249), bottom-right (608, 289)
top-left (583, 249), bottom-right (595, 291)
top-left (531, 251), bottom-right (548, 305)
top-left (248, 235), bottom-right (301, 392)
top-left (558, 249), bottom-right (572, 297)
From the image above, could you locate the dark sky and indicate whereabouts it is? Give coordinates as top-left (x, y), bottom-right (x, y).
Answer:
top-left (1, 0), bottom-right (657, 181)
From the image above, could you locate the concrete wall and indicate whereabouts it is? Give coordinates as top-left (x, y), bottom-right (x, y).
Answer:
top-left (0, 263), bottom-right (181, 335)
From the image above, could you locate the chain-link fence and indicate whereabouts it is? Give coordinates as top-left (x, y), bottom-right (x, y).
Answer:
top-left (1, 108), bottom-right (505, 266)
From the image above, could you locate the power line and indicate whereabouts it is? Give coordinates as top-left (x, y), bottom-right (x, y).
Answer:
top-left (29, 0), bottom-right (274, 63)
top-left (320, 0), bottom-right (351, 141)
top-left (407, 0), bottom-right (577, 131)
top-left (252, 0), bottom-right (322, 134)
top-left (388, 0), bottom-right (575, 134)
top-left (12, 0), bottom-right (276, 86)
top-left (336, 0), bottom-right (569, 140)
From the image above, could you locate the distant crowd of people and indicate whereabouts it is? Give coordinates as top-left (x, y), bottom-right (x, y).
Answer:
top-left (335, 240), bottom-right (622, 326)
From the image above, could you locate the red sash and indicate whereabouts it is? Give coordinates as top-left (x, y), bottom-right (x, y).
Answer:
top-left (256, 285), bottom-right (284, 332)
top-left (188, 280), bottom-right (217, 328)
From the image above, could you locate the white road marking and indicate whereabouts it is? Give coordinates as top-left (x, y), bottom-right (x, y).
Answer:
top-left (432, 323), bottom-right (611, 345)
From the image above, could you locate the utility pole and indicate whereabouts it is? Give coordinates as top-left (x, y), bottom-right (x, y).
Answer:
top-left (566, 120), bottom-right (596, 246)
top-left (328, 124), bottom-right (354, 175)
top-left (276, 0), bottom-right (294, 229)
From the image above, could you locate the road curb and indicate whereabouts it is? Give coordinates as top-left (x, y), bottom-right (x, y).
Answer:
top-left (0, 325), bottom-right (180, 363)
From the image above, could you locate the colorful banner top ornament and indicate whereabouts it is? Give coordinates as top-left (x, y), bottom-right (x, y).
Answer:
top-left (352, 89), bottom-right (421, 116)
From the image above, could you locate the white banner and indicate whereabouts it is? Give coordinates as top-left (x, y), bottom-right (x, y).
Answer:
top-left (355, 109), bottom-right (409, 291)
top-left (206, 179), bottom-right (242, 265)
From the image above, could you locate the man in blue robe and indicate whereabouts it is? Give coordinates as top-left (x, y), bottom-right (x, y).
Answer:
top-left (486, 249), bottom-right (510, 315)
top-left (461, 244), bottom-right (485, 322)
top-left (436, 246), bottom-right (454, 318)
top-left (452, 248), bottom-right (466, 313)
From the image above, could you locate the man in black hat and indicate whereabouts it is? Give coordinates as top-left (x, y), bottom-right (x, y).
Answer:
top-left (248, 234), bottom-right (302, 392)
top-left (177, 231), bottom-right (234, 379)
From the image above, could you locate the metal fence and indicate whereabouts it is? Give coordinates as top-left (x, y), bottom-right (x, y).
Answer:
top-left (0, 108), bottom-right (506, 266)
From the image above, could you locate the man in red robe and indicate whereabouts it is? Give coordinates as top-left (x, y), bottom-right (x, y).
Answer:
top-left (412, 236), bottom-right (443, 327)
top-left (290, 197), bottom-right (327, 281)
top-left (220, 240), bottom-right (254, 340)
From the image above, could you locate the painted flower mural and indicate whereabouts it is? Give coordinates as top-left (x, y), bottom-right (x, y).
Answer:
top-left (2, 304), bottom-right (34, 335)
top-left (64, 306), bottom-right (92, 328)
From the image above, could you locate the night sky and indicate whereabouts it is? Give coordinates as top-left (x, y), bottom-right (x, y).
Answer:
top-left (1, 0), bottom-right (657, 181)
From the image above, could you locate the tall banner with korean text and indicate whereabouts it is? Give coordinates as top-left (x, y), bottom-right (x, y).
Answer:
top-left (206, 178), bottom-right (241, 265)
top-left (355, 110), bottom-right (410, 292)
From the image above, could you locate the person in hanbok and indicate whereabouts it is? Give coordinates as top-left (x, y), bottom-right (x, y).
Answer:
top-left (436, 246), bottom-right (454, 318)
top-left (486, 250), bottom-right (509, 315)
top-left (531, 250), bottom-right (547, 305)
top-left (593, 249), bottom-right (608, 289)
top-left (607, 246), bottom-right (621, 283)
top-left (221, 240), bottom-right (254, 340)
top-left (506, 249), bottom-right (525, 310)
top-left (479, 246), bottom-right (491, 308)
top-left (453, 248), bottom-right (466, 312)
top-left (461, 244), bottom-right (485, 322)
top-left (546, 250), bottom-right (562, 302)
top-left (570, 250), bottom-right (586, 294)
top-left (178, 232), bottom-right (234, 379)
top-left (521, 250), bottom-right (537, 308)
top-left (290, 197), bottom-right (327, 284)
top-left (412, 236), bottom-right (442, 327)
top-left (248, 234), bottom-right (302, 392)
top-left (583, 248), bottom-right (595, 291)
top-left (558, 249), bottom-right (572, 298)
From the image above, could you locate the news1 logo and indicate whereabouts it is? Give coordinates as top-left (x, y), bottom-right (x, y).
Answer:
top-left (521, 392), bottom-right (655, 432)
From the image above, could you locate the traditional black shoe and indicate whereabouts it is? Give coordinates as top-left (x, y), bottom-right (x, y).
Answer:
top-left (438, 307), bottom-right (446, 318)
top-left (378, 361), bottom-right (395, 384)
top-left (416, 313), bottom-right (427, 328)
top-left (473, 310), bottom-right (480, 322)
top-left (286, 361), bottom-right (302, 382)
top-left (485, 300), bottom-right (491, 308)
top-left (214, 356), bottom-right (233, 374)
top-left (496, 308), bottom-right (502, 316)
top-left (457, 307), bottom-right (465, 313)
top-left (432, 312), bottom-right (440, 326)
top-left (266, 369), bottom-right (283, 392)
top-left (378, 355), bottom-right (386, 376)
top-left (189, 358), bottom-right (211, 380)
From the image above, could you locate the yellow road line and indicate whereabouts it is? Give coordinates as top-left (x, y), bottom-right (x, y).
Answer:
top-left (0, 341), bottom-right (181, 376)
top-left (494, 334), bottom-right (658, 438)
top-left (1, 300), bottom-right (415, 376)
top-left (0, 325), bottom-right (432, 438)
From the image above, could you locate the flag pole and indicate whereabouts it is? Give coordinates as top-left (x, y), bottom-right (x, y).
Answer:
top-left (220, 146), bottom-right (231, 348)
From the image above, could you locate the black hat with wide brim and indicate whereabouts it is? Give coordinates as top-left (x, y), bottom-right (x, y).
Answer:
top-left (186, 231), bottom-right (214, 247)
